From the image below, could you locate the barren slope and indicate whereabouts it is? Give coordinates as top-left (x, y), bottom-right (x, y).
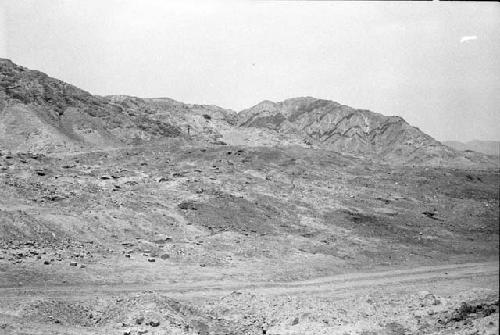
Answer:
top-left (0, 59), bottom-right (182, 153)
top-left (0, 144), bottom-right (497, 286)
top-left (0, 143), bottom-right (498, 334)
top-left (237, 97), bottom-right (494, 166)
top-left (2, 58), bottom-right (497, 167)
top-left (0, 59), bottom-right (498, 334)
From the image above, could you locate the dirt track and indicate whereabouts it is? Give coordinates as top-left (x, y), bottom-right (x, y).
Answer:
top-left (0, 261), bottom-right (497, 298)
top-left (0, 262), bottom-right (497, 335)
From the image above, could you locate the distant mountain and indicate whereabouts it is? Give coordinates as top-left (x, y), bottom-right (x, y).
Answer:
top-left (443, 140), bottom-right (500, 156)
top-left (236, 97), bottom-right (490, 165)
top-left (0, 59), bottom-right (496, 167)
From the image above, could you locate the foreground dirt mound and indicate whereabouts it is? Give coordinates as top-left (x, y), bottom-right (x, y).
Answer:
top-left (1, 275), bottom-right (497, 334)
top-left (18, 292), bottom-right (242, 334)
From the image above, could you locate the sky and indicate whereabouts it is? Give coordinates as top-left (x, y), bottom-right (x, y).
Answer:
top-left (0, 0), bottom-right (499, 142)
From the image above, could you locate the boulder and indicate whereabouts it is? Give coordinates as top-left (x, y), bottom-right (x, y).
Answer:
top-left (149, 320), bottom-right (160, 327)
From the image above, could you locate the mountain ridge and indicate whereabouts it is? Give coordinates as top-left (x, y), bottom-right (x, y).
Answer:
top-left (235, 96), bottom-right (472, 165)
top-left (0, 58), bottom-right (496, 167)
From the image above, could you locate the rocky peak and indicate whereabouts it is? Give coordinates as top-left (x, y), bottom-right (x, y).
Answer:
top-left (236, 96), bottom-right (454, 162)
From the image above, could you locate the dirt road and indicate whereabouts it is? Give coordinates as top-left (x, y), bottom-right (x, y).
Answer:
top-left (0, 261), bottom-right (497, 299)
top-left (0, 262), bottom-right (498, 335)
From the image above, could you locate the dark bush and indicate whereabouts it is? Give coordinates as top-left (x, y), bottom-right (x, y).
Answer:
top-left (178, 200), bottom-right (198, 210)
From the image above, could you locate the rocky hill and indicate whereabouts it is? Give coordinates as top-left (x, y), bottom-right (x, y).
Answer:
top-left (103, 95), bottom-right (237, 143)
top-left (0, 59), bottom-right (496, 166)
top-left (0, 59), bottom-right (186, 153)
top-left (236, 97), bottom-right (489, 165)
top-left (0, 58), bottom-right (245, 153)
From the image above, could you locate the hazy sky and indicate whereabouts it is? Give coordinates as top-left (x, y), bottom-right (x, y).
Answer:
top-left (1, 0), bottom-right (499, 141)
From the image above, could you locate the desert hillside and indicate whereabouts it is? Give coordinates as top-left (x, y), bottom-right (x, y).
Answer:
top-left (1, 59), bottom-right (496, 168)
top-left (0, 59), bottom-right (498, 335)
top-left (0, 59), bottom-right (182, 152)
top-left (237, 97), bottom-right (497, 166)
